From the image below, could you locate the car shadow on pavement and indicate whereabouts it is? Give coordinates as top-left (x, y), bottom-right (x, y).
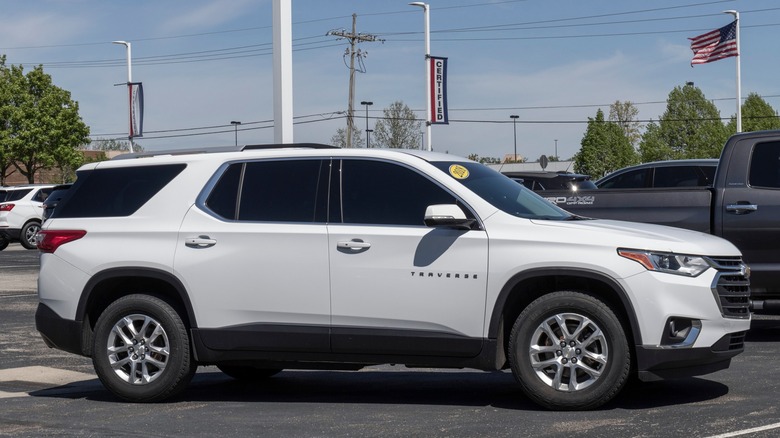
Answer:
top-left (30, 368), bottom-right (729, 411)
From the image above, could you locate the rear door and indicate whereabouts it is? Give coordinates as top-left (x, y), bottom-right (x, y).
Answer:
top-left (175, 159), bottom-right (332, 352)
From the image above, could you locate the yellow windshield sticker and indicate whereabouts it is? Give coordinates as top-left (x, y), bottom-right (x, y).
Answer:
top-left (449, 164), bottom-right (469, 179)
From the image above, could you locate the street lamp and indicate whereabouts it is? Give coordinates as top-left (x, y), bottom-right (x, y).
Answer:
top-left (231, 121), bottom-right (241, 146)
top-left (112, 40), bottom-right (134, 153)
top-left (360, 101), bottom-right (373, 148)
top-left (554, 139), bottom-right (558, 159)
top-left (409, 2), bottom-right (431, 151)
top-left (510, 115), bottom-right (519, 162)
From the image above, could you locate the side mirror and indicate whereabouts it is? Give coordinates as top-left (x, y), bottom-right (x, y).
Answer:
top-left (424, 204), bottom-right (475, 230)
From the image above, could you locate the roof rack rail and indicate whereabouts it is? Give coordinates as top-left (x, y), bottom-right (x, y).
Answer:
top-left (242, 143), bottom-right (338, 151)
top-left (112, 143), bottom-right (340, 160)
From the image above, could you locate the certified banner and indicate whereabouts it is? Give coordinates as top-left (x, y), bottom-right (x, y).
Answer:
top-left (129, 82), bottom-right (144, 138)
top-left (429, 56), bottom-right (448, 124)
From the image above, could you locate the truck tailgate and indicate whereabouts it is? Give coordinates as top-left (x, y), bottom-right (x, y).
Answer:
top-left (541, 188), bottom-right (713, 233)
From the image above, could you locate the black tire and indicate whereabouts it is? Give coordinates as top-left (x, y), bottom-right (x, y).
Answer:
top-left (508, 291), bottom-right (630, 411)
top-left (0, 237), bottom-right (8, 251)
top-left (92, 294), bottom-right (196, 402)
top-left (217, 365), bottom-right (282, 381)
top-left (20, 221), bottom-right (40, 249)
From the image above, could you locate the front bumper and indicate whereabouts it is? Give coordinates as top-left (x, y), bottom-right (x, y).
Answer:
top-left (0, 228), bottom-right (21, 240)
top-left (636, 331), bottom-right (746, 381)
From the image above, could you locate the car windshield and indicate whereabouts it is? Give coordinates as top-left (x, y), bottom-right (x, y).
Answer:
top-left (432, 161), bottom-right (572, 220)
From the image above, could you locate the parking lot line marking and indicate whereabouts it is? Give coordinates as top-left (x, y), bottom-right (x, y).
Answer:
top-left (0, 366), bottom-right (96, 398)
top-left (705, 422), bottom-right (780, 438)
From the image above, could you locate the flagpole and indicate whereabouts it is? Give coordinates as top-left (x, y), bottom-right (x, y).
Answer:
top-left (724, 10), bottom-right (741, 132)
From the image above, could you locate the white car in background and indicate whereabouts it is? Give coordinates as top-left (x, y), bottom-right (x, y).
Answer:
top-left (0, 184), bottom-right (57, 249)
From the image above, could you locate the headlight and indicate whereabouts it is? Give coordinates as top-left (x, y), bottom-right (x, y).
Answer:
top-left (618, 249), bottom-right (711, 277)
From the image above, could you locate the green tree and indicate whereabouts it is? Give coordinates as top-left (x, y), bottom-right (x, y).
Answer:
top-left (330, 126), bottom-right (365, 148)
top-left (609, 100), bottom-right (641, 148)
top-left (638, 83), bottom-right (728, 161)
top-left (0, 56), bottom-right (17, 185)
top-left (726, 92), bottom-right (780, 133)
top-left (574, 109), bottom-right (638, 178)
top-left (2, 63), bottom-right (90, 183)
top-left (86, 138), bottom-right (140, 152)
top-left (468, 153), bottom-right (500, 164)
top-left (373, 101), bottom-right (422, 149)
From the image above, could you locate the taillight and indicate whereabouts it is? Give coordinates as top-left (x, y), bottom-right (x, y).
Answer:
top-left (37, 230), bottom-right (86, 253)
top-left (0, 203), bottom-right (14, 211)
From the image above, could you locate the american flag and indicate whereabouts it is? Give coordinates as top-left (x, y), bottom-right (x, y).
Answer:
top-left (689, 20), bottom-right (738, 66)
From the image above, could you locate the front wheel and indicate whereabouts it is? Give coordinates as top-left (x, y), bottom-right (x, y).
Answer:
top-left (20, 221), bottom-right (41, 249)
top-left (508, 291), bottom-right (630, 410)
top-left (0, 237), bottom-right (8, 251)
top-left (92, 294), bottom-right (196, 402)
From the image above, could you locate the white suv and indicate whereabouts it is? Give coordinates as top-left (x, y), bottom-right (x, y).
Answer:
top-left (36, 145), bottom-right (751, 410)
top-left (0, 184), bottom-right (57, 249)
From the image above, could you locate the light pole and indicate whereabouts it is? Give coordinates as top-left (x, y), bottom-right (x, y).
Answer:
top-left (112, 40), bottom-right (134, 153)
top-left (554, 139), bottom-right (558, 159)
top-left (360, 101), bottom-right (373, 147)
top-left (231, 121), bottom-right (241, 146)
top-left (510, 115), bottom-right (519, 162)
top-left (409, 2), bottom-right (431, 151)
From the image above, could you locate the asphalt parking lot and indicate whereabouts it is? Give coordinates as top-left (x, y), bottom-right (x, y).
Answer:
top-left (3, 243), bottom-right (780, 437)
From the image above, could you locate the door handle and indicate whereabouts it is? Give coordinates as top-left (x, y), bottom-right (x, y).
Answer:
top-left (185, 236), bottom-right (217, 248)
top-left (726, 204), bottom-right (758, 214)
top-left (337, 240), bottom-right (371, 250)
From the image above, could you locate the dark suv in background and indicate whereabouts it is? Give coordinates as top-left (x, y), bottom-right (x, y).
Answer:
top-left (596, 159), bottom-right (718, 189)
top-left (501, 171), bottom-right (596, 191)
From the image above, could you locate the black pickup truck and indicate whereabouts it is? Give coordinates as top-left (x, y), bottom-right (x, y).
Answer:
top-left (536, 130), bottom-right (780, 313)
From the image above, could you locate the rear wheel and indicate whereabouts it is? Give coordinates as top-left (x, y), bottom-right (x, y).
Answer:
top-left (92, 294), bottom-right (196, 402)
top-left (508, 291), bottom-right (630, 410)
top-left (20, 221), bottom-right (40, 249)
top-left (218, 365), bottom-right (282, 381)
top-left (0, 237), bottom-right (8, 251)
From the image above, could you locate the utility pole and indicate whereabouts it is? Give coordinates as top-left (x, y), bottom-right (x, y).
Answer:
top-left (327, 14), bottom-right (382, 148)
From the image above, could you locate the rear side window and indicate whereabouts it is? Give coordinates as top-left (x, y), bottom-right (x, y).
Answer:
top-left (749, 141), bottom-right (780, 189)
top-left (205, 159), bottom-right (328, 222)
top-left (5, 188), bottom-right (32, 201)
top-left (598, 169), bottom-right (650, 189)
top-left (54, 164), bottom-right (186, 218)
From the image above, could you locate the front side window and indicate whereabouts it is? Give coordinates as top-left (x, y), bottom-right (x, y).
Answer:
top-left (749, 141), bottom-right (780, 189)
top-left (653, 166), bottom-right (702, 188)
top-left (433, 161), bottom-right (571, 220)
top-left (339, 159), bottom-right (456, 226)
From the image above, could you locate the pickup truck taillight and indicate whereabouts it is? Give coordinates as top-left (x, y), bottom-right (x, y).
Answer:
top-left (0, 203), bottom-right (14, 211)
top-left (37, 230), bottom-right (86, 253)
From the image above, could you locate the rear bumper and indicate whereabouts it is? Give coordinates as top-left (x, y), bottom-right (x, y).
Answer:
top-left (35, 302), bottom-right (88, 357)
top-left (636, 331), bottom-right (746, 381)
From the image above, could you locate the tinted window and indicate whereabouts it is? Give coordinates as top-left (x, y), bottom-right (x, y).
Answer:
top-left (237, 159), bottom-right (328, 222)
top-left (205, 163), bottom-right (242, 219)
top-left (55, 164), bottom-right (186, 218)
top-left (32, 187), bottom-right (54, 202)
top-left (433, 162), bottom-right (570, 220)
top-left (749, 141), bottom-right (780, 189)
top-left (700, 165), bottom-right (716, 186)
top-left (6, 188), bottom-right (32, 201)
top-left (653, 166), bottom-right (702, 188)
top-left (598, 169), bottom-right (650, 189)
top-left (340, 160), bottom-right (456, 226)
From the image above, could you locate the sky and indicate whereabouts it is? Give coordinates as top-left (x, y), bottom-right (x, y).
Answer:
top-left (1, 0), bottom-right (778, 163)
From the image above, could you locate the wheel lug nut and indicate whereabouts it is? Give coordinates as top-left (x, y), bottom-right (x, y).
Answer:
top-left (560, 341), bottom-right (566, 348)
top-left (576, 348), bottom-right (581, 355)
top-left (572, 358), bottom-right (578, 364)
top-left (570, 341), bottom-right (576, 347)
top-left (556, 350), bottom-right (562, 356)
top-left (132, 354), bottom-right (138, 360)
top-left (561, 358), bottom-right (568, 364)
